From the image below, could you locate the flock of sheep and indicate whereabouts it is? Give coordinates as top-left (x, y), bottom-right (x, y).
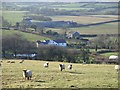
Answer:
top-left (22, 62), bottom-right (72, 80)
top-left (0, 60), bottom-right (119, 80)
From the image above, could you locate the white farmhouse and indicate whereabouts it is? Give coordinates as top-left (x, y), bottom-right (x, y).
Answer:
top-left (36, 39), bottom-right (67, 47)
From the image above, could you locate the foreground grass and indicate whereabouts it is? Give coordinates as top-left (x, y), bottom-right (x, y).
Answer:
top-left (2, 60), bottom-right (118, 88)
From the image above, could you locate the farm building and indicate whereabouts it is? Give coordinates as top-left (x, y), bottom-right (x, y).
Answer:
top-left (66, 31), bottom-right (83, 39)
top-left (109, 55), bottom-right (118, 60)
top-left (36, 39), bottom-right (67, 47)
top-left (95, 55), bottom-right (118, 64)
top-left (13, 54), bottom-right (36, 59)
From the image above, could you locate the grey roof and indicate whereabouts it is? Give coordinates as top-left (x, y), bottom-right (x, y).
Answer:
top-left (36, 40), bottom-right (49, 44)
top-left (53, 39), bottom-right (66, 43)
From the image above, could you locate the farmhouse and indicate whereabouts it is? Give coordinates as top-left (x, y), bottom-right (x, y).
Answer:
top-left (66, 31), bottom-right (83, 39)
top-left (109, 55), bottom-right (118, 60)
top-left (36, 39), bottom-right (67, 47)
top-left (14, 54), bottom-right (36, 59)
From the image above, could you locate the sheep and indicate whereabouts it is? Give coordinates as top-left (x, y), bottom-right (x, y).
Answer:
top-left (19, 59), bottom-right (24, 63)
top-left (68, 64), bottom-right (72, 70)
top-left (23, 69), bottom-right (32, 80)
top-left (59, 64), bottom-right (65, 71)
top-left (10, 60), bottom-right (15, 63)
top-left (7, 60), bottom-right (11, 63)
top-left (115, 65), bottom-right (120, 73)
top-left (44, 62), bottom-right (49, 68)
top-left (0, 60), bottom-right (2, 66)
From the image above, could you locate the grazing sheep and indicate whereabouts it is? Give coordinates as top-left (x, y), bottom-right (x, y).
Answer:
top-left (23, 69), bottom-right (32, 80)
top-left (115, 65), bottom-right (120, 73)
top-left (0, 60), bottom-right (2, 66)
top-left (7, 60), bottom-right (11, 63)
top-left (59, 64), bottom-right (65, 71)
top-left (68, 64), bottom-right (72, 70)
top-left (19, 59), bottom-right (24, 63)
top-left (10, 60), bottom-right (15, 63)
top-left (83, 61), bottom-right (86, 64)
top-left (44, 62), bottom-right (49, 68)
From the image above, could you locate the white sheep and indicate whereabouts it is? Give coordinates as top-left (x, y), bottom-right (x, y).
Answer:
top-left (115, 65), bottom-right (120, 73)
top-left (59, 64), bottom-right (65, 71)
top-left (68, 64), bottom-right (72, 70)
top-left (19, 59), bottom-right (24, 63)
top-left (23, 69), bottom-right (32, 80)
top-left (44, 62), bottom-right (49, 68)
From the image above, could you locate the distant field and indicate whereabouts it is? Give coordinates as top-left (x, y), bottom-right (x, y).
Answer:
top-left (51, 15), bottom-right (118, 34)
top-left (2, 11), bottom-right (26, 25)
top-left (51, 15), bottom-right (118, 24)
top-left (58, 7), bottom-right (93, 10)
top-left (100, 52), bottom-right (118, 57)
top-left (2, 60), bottom-right (118, 88)
top-left (47, 22), bottom-right (118, 34)
top-left (70, 23), bottom-right (118, 34)
top-left (2, 30), bottom-right (50, 41)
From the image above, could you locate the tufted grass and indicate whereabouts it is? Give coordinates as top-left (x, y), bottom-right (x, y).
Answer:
top-left (2, 59), bottom-right (118, 88)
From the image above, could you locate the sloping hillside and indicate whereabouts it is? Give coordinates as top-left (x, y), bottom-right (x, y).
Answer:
top-left (2, 30), bottom-right (50, 41)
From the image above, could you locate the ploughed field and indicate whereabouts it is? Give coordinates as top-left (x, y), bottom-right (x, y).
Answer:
top-left (1, 60), bottom-right (118, 88)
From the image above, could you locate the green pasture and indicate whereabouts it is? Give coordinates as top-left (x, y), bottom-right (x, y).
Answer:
top-left (100, 52), bottom-right (118, 57)
top-left (70, 23), bottom-right (118, 34)
top-left (46, 22), bottom-right (118, 35)
top-left (56, 7), bottom-right (93, 11)
top-left (50, 3), bottom-right (86, 8)
top-left (2, 60), bottom-right (118, 88)
top-left (2, 30), bottom-right (49, 41)
top-left (51, 15), bottom-right (118, 24)
top-left (2, 11), bottom-right (26, 25)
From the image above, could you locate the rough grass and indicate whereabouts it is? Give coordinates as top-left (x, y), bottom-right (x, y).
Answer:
top-left (2, 60), bottom-right (118, 88)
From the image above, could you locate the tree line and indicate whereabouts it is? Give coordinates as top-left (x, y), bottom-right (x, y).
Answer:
top-left (2, 33), bottom-right (90, 63)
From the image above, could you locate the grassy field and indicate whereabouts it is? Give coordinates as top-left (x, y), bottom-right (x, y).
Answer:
top-left (2, 11), bottom-right (26, 25)
top-left (70, 23), bottom-right (118, 34)
top-left (2, 10), bottom-right (118, 35)
top-left (100, 52), bottom-right (118, 57)
top-left (46, 22), bottom-right (118, 35)
top-left (51, 15), bottom-right (118, 24)
top-left (2, 60), bottom-right (118, 88)
top-left (51, 15), bottom-right (118, 34)
top-left (2, 30), bottom-right (50, 41)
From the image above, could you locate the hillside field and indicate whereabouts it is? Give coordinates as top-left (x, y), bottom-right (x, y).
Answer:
top-left (2, 10), bottom-right (118, 34)
top-left (2, 30), bottom-right (50, 41)
top-left (51, 15), bottom-right (118, 24)
top-left (2, 60), bottom-right (118, 88)
top-left (2, 11), bottom-right (26, 25)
